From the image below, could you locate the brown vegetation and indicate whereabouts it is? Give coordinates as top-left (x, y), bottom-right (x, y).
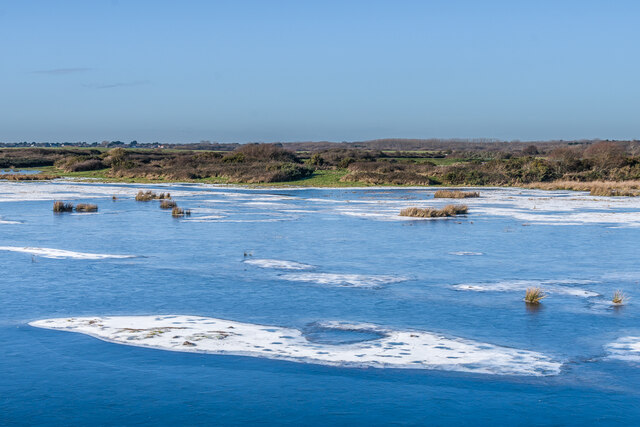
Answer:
top-left (612, 290), bottom-right (626, 305)
top-left (75, 203), bottom-right (98, 212)
top-left (171, 206), bottom-right (191, 217)
top-left (399, 204), bottom-right (468, 218)
top-left (53, 201), bottom-right (74, 212)
top-left (524, 287), bottom-right (546, 304)
top-left (433, 190), bottom-right (480, 198)
top-left (159, 200), bottom-right (177, 209)
top-left (2, 173), bottom-right (59, 181)
top-left (526, 181), bottom-right (640, 197)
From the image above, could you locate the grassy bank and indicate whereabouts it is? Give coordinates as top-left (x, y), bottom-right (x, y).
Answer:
top-left (2, 142), bottom-right (640, 192)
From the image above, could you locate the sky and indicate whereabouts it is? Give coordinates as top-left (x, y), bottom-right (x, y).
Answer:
top-left (1, 0), bottom-right (639, 143)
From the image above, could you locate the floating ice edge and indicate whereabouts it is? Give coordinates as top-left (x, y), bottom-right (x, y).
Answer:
top-left (29, 315), bottom-right (562, 376)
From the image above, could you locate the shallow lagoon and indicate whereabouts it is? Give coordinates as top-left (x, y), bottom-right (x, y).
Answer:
top-left (1, 181), bottom-right (640, 425)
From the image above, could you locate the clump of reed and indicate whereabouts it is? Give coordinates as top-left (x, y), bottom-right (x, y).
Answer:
top-left (53, 201), bottom-right (74, 212)
top-left (527, 181), bottom-right (640, 197)
top-left (4, 173), bottom-right (59, 181)
top-left (75, 203), bottom-right (98, 212)
top-left (159, 200), bottom-right (177, 209)
top-left (171, 206), bottom-right (191, 217)
top-left (612, 290), bottom-right (627, 305)
top-left (433, 190), bottom-right (480, 199)
top-left (524, 287), bottom-right (546, 304)
top-left (399, 204), bottom-right (468, 218)
top-left (135, 190), bottom-right (171, 201)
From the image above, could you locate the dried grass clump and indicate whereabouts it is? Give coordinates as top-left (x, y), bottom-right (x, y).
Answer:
top-left (399, 204), bottom-right (468, 218)
top-left (136, 190), bottom-right (171, 201)
top-left (527, 180), bottom-right (640, 197)
top-left (135, 190), bottom-right (156, 201)
top-left (170, 205), bottom-right (192, 217)
top-left (433, 190), bottom-right (480, 199)
top-left (524, 287), bottom-right (546, 304)
top-left (53, 201), bottom-right (74, 212)
top-left (612, 290), bottom-right (627, 305)
top-left (75, 203), bottom-right (98, 212)
top-left (159, 200), bottom-right (177, 209)
top-left (4, 174), bottom-right (59, 181)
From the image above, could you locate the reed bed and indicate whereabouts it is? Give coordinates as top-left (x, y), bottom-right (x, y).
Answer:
top-left (433, 190), bottom-right (480, 199)
top-left (171, 206), bottom-right (191, 217)
top-left (135, 191), bottom-right (171, 201)
top-left (53, 201), bottom-right (74, 213)
top-left (524, 287), bottom-right (546, 304)
top-left (527, 180), bottom-right (640, 197)
top-left (399, 204), bottom-right (468, 218)
top-left (159, 200), bottom-right (177, 209)
top-left (75, 203), bottom-right (98, 212)
top-left (3, 174), bottom-right (59, 181)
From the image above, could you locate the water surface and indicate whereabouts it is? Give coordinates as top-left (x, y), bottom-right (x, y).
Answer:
top-left (1, 182), bottom-right (639, 425)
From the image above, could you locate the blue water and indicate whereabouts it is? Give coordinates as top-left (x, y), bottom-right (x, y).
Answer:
top-left (1, 183), bottom-right (640, 425)
top-left (0, 169), bottom-right (41, 175)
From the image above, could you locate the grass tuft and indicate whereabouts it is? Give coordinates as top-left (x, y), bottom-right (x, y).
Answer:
top-left (527, 181), bottom-right (640, 197)
top-left (612, 290), bottom-right (627, 305)
top-left (159, 200), bottom-right (177, 209)
top-left (433, 190), bottom-right (480, 199)
top-left (135, 190), bottom-right (156, 201)
top-left (524, 287), bottom-right (546, 304)
top-left (399, 204), bottom-right (468, 218)
top-left (75, 203), bottom-right (98, 212)
top-left (53, 201), bottom-right (74, 212)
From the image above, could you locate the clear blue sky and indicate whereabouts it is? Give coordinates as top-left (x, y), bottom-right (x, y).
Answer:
top-left (1, 0), bottom-right (638, 143)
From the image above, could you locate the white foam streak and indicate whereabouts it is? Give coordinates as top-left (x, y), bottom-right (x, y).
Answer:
top-left (29, 316), bottom-right (561, 376)
top-left (453, 280), bottom-right (599, 297)
top-left (280, 273), bottom-right (407, 288)
top-left (0, 246), bottom-right (136, 260)
top-left (244, 259), bottom-right (314, 270)
top-left (605, 337), bottom-right (640, 362)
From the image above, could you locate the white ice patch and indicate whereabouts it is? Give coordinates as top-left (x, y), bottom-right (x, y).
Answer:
top-left (0, 217), bottom-right (21, 224)
top-left (0, 181), bottom-right (201, 203)
top-left (449, 251), bottom-right (484, 256)
top-left (244, 259), bottom-right (314, 270)
top-left (280, 273), bottom-right (407, 288)
top-left (0, 246), bottom-right (137, 260)
top-left (605, 336), bottom-right (640, 362)
top-left (29, 316), bottom-right (561, 376)
top-left (453, 279), bottom-right (599, 298)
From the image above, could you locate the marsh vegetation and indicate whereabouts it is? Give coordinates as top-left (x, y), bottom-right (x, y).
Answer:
top-left (433, 190), bottom-right (480, 198)
top-left (399, 205), bottom-right (468, 218)
top-left (524, 287), bottom-right (547, 304)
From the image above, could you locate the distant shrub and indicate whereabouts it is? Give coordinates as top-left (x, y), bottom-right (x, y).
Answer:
top-left (53, 201), bottom-right (74, 212)
top-left (75, 203), bottom-right (98, 212)
top-left (69, 159), bottom-right (105, 172)
top-left (399, 204), bottom-right (468, 218)
top-left (524, 287), bottom-right (546, 304)
top-left (433, 190), bottom-right (480, 199)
